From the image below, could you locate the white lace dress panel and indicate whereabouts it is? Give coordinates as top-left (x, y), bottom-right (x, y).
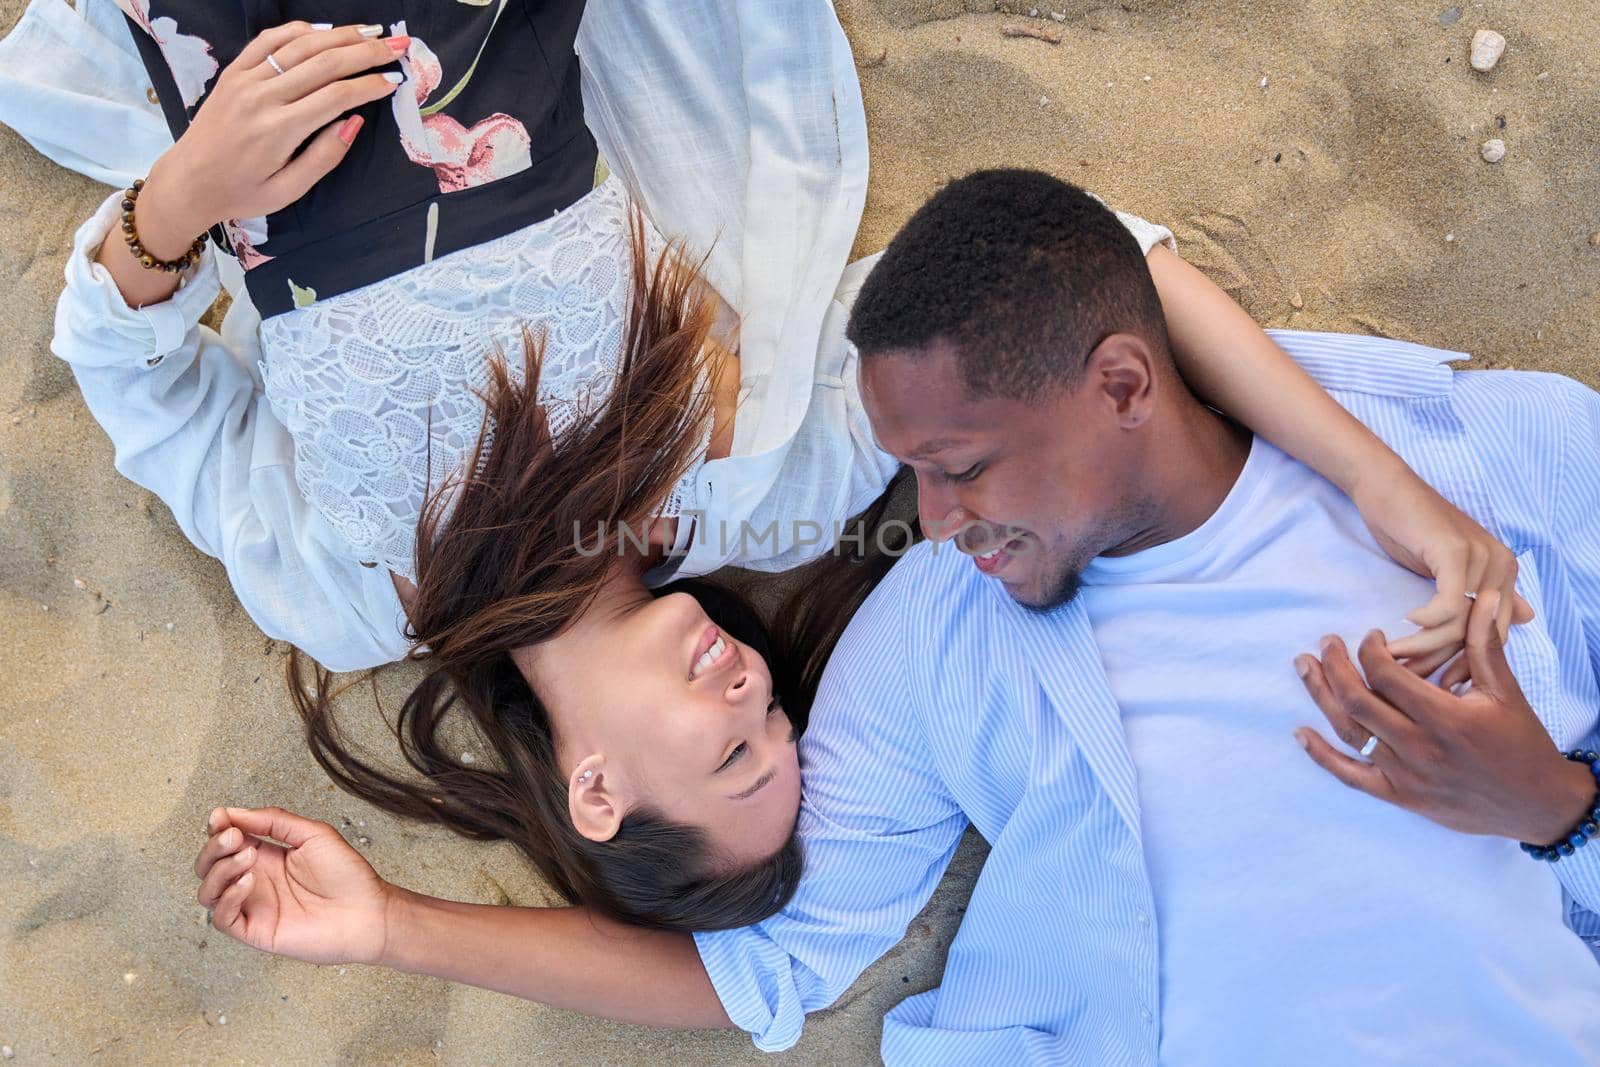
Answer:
top-left (257, 177), bottom-right (705, 579)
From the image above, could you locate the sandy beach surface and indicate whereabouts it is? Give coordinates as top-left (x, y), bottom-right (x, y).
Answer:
top-left (2, 0), bottom-right (1597, 1063)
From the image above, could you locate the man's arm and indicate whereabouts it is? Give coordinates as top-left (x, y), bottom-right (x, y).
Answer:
top-left (381, 896), bottom-right (731, 1028)
top-left (1293, 375), bottom-right (1600, 912)
top-left (196, 551), bottom-right (968, 1048)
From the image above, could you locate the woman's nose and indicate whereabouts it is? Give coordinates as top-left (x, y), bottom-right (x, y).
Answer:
top-left (727, 671), bottom-right (750, 696)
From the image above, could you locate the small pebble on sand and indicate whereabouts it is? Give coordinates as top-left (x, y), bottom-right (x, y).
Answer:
top-left (123, 972), bottom-right (137, 985)
top-left (1480, 138), bottom-right (1506, 163)
top-left (164, 622), bottom-right (175, 632)
top-left (1445, 233), bottom-right (1456, 242)
top-left (2, 1046), bottom-right (12, 1059)
top-left (1470, 29), bottom-right (1506, 72)
top-left (1259, 75), bottom-right (1269, 89)
top-left (1438, 7), bottom-right (1462, 25)
top-left (1290, 292), bottom-right (1305, 310)
top-left (1588, 232), bottom-right (1600, 247)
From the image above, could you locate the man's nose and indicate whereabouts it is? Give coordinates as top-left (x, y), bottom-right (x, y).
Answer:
top-left (917, 473), bottom-right (967, 543)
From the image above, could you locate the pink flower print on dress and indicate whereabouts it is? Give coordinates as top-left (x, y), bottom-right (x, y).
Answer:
top-left (113, 1), bottom-right (218, 109)
top-left (222, 215), bottom-right (273, 270)
top-left (387, 23), bottom-right (533, 194)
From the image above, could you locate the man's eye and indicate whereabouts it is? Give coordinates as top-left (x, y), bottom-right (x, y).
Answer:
top-left (718, 743), bottom-right (748, 773)
top-left (948, 463), bottom-right (983, 484)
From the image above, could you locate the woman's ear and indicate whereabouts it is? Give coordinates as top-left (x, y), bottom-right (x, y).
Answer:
top-left (567, 756), bottom-right (624, 842)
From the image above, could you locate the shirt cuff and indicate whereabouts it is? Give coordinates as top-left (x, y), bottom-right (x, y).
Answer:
top-left (58, 189), bottom-right (220, 370)
top-left (1083, 191), bottom-right (1175, 257)
top-left (693, 928), bottom-right (804, 1053)
top-left (1115, 208), bottom-right (1176, 257)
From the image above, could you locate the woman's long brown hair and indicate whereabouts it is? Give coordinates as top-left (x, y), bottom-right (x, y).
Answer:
top-left (288, 215), bottom-right (803, 931)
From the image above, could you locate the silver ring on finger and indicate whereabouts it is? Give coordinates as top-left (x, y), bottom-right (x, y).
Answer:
top-left (1463, 589), bottom-right (1478, 601)
top-left (1359, 733), bottom-right (1381, 758)
top-left (266, 52), bottom-right (287, 76)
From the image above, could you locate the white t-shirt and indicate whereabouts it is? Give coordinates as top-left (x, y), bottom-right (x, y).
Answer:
top-left (1080, 437), bottom-right (1600, 1066)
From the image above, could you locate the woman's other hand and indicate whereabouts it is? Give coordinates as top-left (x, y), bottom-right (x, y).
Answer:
top-left (195, 805), bottom-right (392, 966)
top-left (1349, 466), bottom-right (1534, 674)
top-left (137, 22), bottom-right (406, 255)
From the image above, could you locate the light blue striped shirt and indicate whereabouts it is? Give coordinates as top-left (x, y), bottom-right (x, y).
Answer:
top-left (694, 331), bottom-right (1600, 1064)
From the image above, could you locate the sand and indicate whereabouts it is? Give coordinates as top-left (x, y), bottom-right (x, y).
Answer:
top-left (1, 0), bottom-right (1596, 1063)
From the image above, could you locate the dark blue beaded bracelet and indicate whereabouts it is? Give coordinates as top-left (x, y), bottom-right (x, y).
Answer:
top-left (1521, 751), bottom-right (1600, 863)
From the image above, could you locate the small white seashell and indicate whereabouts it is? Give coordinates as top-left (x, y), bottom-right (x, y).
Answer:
top-left (1480, 138), bottom-right (1506, 163)
top-left (1470, 29), bottom-right (1506, 72)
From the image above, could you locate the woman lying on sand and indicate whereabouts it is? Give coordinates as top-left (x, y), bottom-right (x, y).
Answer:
top-left (43, 2), bottom-right (1524, 933)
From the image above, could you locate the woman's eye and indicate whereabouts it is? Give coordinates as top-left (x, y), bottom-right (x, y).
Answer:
top-left (718, 743), bottom-right (748, 773)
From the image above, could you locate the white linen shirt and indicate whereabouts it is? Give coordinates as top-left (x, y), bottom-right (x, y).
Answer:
top-left (23, 0), bottom-right (1174, 668)
top-left (695, 333), bottom-right (1600, 1064)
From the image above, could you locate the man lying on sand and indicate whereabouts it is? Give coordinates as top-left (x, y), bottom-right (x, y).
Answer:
top-left (196, 171), bottom-right (1600, 1064)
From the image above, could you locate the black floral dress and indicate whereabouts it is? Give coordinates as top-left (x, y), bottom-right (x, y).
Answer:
top-left (114, 0), bottom-right (597, 318)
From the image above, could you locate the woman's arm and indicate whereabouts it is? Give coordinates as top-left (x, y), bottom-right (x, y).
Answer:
top-left (57, 193), bottom-right (409, 670)
top-left (54, 25), bottom-right (420, 669)
top-left (1146, 242), bottom-right (1530, 665)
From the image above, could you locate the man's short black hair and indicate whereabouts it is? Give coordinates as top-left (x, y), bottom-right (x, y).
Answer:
top-left (847, 169), bottom-right (1170, 402)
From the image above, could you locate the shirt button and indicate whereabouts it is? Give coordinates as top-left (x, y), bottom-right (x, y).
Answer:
top-left (359, 560), bottom-right (378, 569)
top-left (1135, 910), bottom-right (1150, 926)
top-left (146, 86), bottom-right (160, 106)
top-left (1140, 1007), bottom-right (1154, 1025)
top-left (145, 354), bottom-right (164, 368)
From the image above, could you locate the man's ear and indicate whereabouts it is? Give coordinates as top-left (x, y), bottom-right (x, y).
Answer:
top-left (1084, 332), bottom-right (1158, 427)
top-left (567, 756), bottom-right (625, 843)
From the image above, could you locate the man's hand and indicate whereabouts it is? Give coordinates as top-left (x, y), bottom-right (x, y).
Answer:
top-left (195, 806), bottom-right (393, 966)
top-left (1293, 591), bottom-right (1597, 845)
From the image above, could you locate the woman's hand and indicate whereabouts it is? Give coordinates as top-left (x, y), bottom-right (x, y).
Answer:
top-left (135, 22), bottom-right (406, 255)
top-left (1347, 462), bottom-right (1534, 674)
top-left (195, 806), bottom-right (393, 967)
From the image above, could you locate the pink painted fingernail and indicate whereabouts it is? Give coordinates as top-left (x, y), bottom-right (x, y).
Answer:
top-left (385, 35), bottom-right (411, 54)
top-left (337, 115), bottom-right (364, 145)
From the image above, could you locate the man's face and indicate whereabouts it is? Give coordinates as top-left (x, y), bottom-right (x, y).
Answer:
top-left (861, 339), bottom-right (1147, 610)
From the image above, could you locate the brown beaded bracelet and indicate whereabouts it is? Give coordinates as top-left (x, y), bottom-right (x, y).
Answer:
top-left (119, 178), bottom-right (207, 273)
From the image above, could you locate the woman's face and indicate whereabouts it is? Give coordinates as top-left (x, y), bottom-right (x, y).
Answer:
top-left (520, 590), bottom-right (803, 869)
